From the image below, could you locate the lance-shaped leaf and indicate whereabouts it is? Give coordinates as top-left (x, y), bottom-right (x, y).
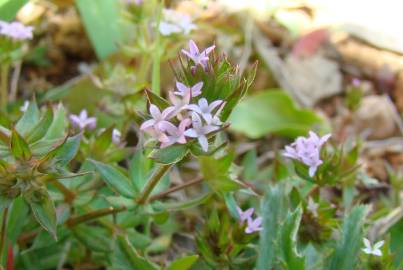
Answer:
top-left (44, 103), bottom-right (67, 140)
top-left (112, 235), bottom-right (160, 270)
top-left (16, 99), bottom-right (40, 135)
top-left (28, 191), bottom-right (57, 240)
top-left (73, 225), bottom-right (112, 253)
top-left (92, 125), bottom-right (114, 158)
top-left (26, 107), bottom-right (54, 143)
top-left (166, 255), bottom-right (199, 270)
top-left (149, 144), bottom-right (188, 164)
top-left (54, 134), bottom-right (81, 166)
top-left (144, 89), bottom-right (170, 110)
top-left (10, 129), bottom-right (31, 160)
top-left (7, 197), bottom-right (29, 243)
top-left (130, 148), bottom-right (153, 191)
top-left (90, 159), bottom-right (136, 198)
top-left (325, 205), bottom-right (367, 270)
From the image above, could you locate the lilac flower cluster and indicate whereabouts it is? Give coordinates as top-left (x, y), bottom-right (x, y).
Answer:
top-left (69, 110), bottom-right (97, 131)
top-left (182, 40), bottom-right (215, 71)
top-left (140, 41), bottom-right (224, 152)
top-left (236, 207), bottom-right (263, 234)
top-left (283, 131), bottom-right (331, 177)
top-left (0, 21), bottom-right (33, 41)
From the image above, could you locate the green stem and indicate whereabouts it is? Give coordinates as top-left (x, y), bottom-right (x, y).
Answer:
top-left (66, 206), bottom-right (127, 228)
top-left (0, 63), bottom-right (10, 109)
top-left (136, 164), bottom-right (173, 204)
top-left (0, 208), bottom-right (8, 267)
top-left (148, 176), bottom-right (203, 202)
top-left (151, 0), bottom-right (162, 94)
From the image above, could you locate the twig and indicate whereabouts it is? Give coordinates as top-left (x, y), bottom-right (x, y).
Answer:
top-left (148, 176), bottom-right (203, 202)
top-left (9, 61), bottom-right (21, 102)
top-left (66, 206), bottom-right (127, 228)
top-left (136, 164), bottom-right (173, 204)
top-left (0, 63), bottom-right (10, 108)
top-left (0, 208), bottom-right (9, 267)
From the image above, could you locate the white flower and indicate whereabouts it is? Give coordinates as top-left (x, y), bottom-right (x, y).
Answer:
top-left (112, 129), bottom-right (121, 144)
top-left (362, 238), bottom-right (384, 256)
top-left (186, 98), bottom-right (223, 125)
top-left (20, 100), bottom-right (29, 112)
top-left (184, 112), bottom-right (218, 152)
top-left (159, 9), bottom-right (196, 36)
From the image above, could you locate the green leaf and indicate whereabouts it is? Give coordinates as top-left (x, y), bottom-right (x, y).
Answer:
top-left (229, 90), bottom-right (322, 139)
top-left (7, 197), bottom-right (29, 243)
top-left (390, 219), bottom-right (403, 267)
top-left (10, 128), bottom-right (31, 160)
top-left (0, 0), bottom-right (27, 21)
top-left (199, 155), bottom-right (244, 193)
top-left (29, 191), bottom-right (57, 240)
top-left (92, 125), bottom-right (114, 157)
top-left (44, 103), bottom-right (67, 140)
top-left (279, 207), bottom-right (305, 270)
top-left (325, 205), bottom-right (367, 270)
top-left (73, 225), bottom-right (111, 252)
top-left (166, 255), bottom-right (199, 270)
top-left (75, 0), bottom-right (123, 60)
top-left (257, 184), bottom-right (288, 270)
top-left (0, 195), bottom-right (12, 212)
top-left (145, 89), bottom-right (170, 109)
top-left (15, 99), bottom-right (40, 135)
top-left (114, 235), bottom-right (160, 270)
top-left (90, 159), bottom-right (136, 198)
top-left (26, 107), bottom-right (54, 143)
top-left (130, 148), bottom-right (153, 190)
top-left (223, 192), bottom-right (239, 219)
top-left (149, 144), bottom-right (189, 164)
top-left (154, 193), bottom-right (212, 212)
top-left (54, 134), bottom-right (81, 166)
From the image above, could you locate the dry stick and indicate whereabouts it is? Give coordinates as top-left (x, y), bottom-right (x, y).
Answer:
top-left (136, 164), bottom-right (173, 204)
top-left (51, 180), bottom-right (76, 203)
top-left (66, 206), bottom-right (127, 228)
top-left (0, 208), bottom-right (9, 267)
top-left (148, 176), bottom-right (203, 202)
top-left (9, 61), bottom-right (21, 102)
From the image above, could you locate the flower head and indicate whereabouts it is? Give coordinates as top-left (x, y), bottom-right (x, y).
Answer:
top-left (174, 81), bottom-right (203, 98)
top-left (245, 216), bottom-right (263, 234)
top-left (159, 119), bottom-right (191, 148)
top-left (159, 9), bottom-right (196, 36)
top-left (186, 98), bottom-right (223, 124)
top-left (168, 91), bottom-right (191, 118)
top-left (283, 131), bottom-right (331, 177)
top-left (0, 21), bottom-right (33, 41)
top-left (236, 207), bottom-right (254, 223)
top-left (140, 104), bottom-right (175, 142)
top-left (181, 40), bottom-right (215, 70)
top-left (69, 110), bottom-right (97, 130)
top-left (184, 112), bottom-right (218, 152)
top-left (362, 238), bottom-right (384, 256)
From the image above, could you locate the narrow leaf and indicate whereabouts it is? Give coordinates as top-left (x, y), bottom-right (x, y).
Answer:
top-left (10, 129), bottom-right (31, 160)
top-left (166, 255), bottom-right (199, 270)
top-left (149, 144), bottom-right (188, 164)
top-left (26, 107), bottom-right (54, 143)
top-left (15, 99), bottom-right (40, 135)
top-left (29, 191), bottom-right (57, 240)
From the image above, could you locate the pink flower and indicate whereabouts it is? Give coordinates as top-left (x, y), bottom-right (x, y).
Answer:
top-left (140, 104), bottom-right (175, 142)
top-left (245, 216), bottom-right (263, 234)
top-left (168, 91), bottom-right (191, 118)
top-left (283, 131), bottom-right (331, 177)
top-left (174, 81), bottom-right (203, 98)
top-left (159, 119), bottom-right (191, 148)
top-left (69, 110), bottom-right (97, 130)
top-left (184, 112), bottom-right (218, 152)
top-left (186, 98), bottom-right (223, 124)
top-left (0, 21), bottom-right (33, 41)
top-left (236, 207), bottom-right (254, 223)
top-left (181, 40), bottom-right (215, 70)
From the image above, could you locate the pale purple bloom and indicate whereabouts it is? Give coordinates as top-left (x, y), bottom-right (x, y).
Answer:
top-left (20, 100), bottom-right (29, 112)
top-left (0, 21), bottom-right (33, 41)
top-left (174, 81), bottom-right (203, 98)
top-left (236, 207), bottom-right (254, 223)
top-left (245, 216), bottom-right (263, 234)
top-left (159, 119), bottom-right (191, 148)
top-left (181, 40), bottom-right (215, 70)
top-left (186, 98), bottom-right (223, 124)
top-left (112, 128), bottom-right (121, 144)
top-left (352, 78), bottom-right (361, 87)
top-left (362, 238), bottom-right (384, 256)
top-left (283, 131), bottom-right (331, 177)
top-left (159, 9), bottom-right (196, 36)
top-left (184, 112), bottom-right (218, 152)
top-left (168, 91), bottom-right (191, 118)
top-left (69, 110), bottom-right (97, 130)
top-left (140, 104), bottom-right (175, 142)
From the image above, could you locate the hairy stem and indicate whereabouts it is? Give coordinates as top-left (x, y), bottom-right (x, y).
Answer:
top-left (148, 176), bottom-right (203, 202)
top-left (0, 63), bottom-right (10, 109)
top-left (0, 208), bottom-right (9, 267)
top-left (66, 206), bottom-right (127, 228)
top-left (136, 164), bottom-right (173, 204)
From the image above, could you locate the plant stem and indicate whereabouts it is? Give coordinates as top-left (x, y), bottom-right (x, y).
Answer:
top-left (66, 206), bottom-right (127, 228)
top-left (0, 208), bottom-right (9, 267)
top-left (136, 164), bottom-right (173, 204)
top-left (0, 63), bottom-right (10, 109)
top-left (151, 0), bottom-right (162, 94)
top-left (148, 176), bottom-right (203, 202)
top-left (51, 180), bottom-right (76, 203)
